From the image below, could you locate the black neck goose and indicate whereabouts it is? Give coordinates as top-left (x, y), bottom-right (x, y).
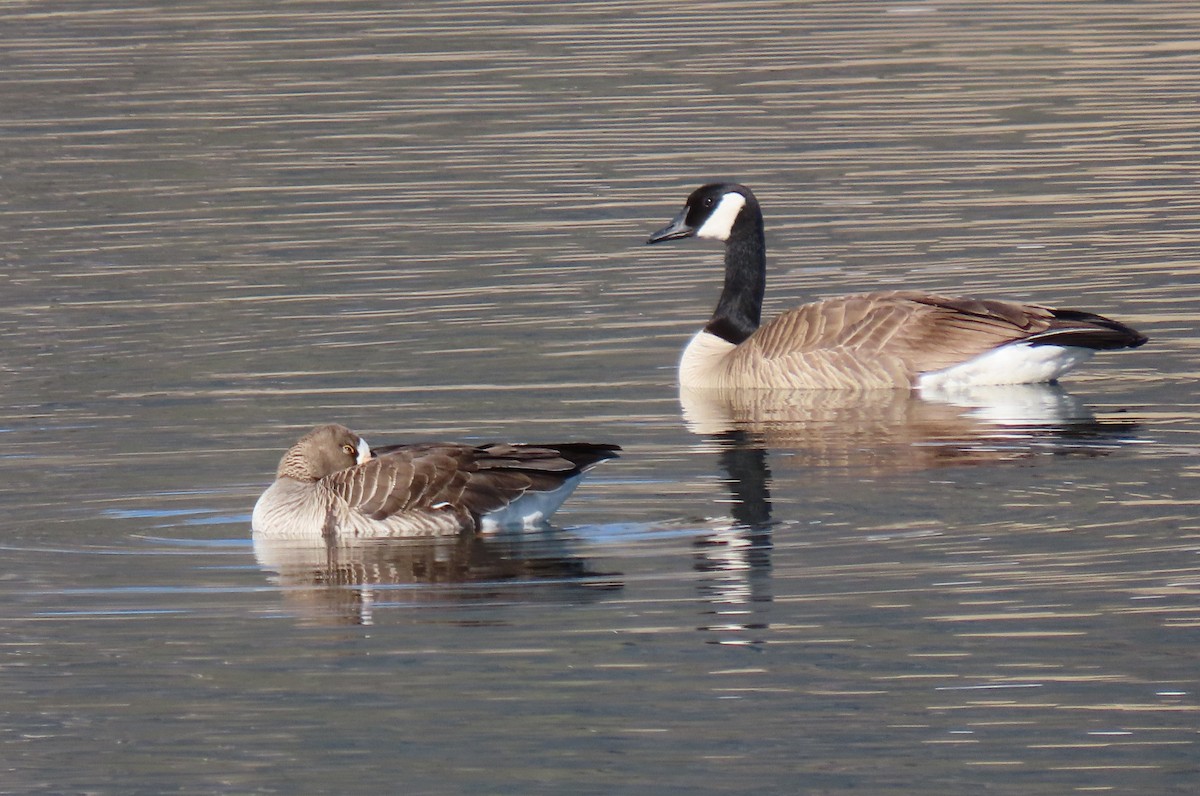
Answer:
top-left (647, 183), bottom-right (1147, 391)
top-left (252, 424), bottom-right (620, 539)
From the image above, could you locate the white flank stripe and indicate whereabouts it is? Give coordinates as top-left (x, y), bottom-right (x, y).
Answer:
top-left (917, 343), bottom-right (1095, 390)
top-left (479, 476), bottom-right (583, 531)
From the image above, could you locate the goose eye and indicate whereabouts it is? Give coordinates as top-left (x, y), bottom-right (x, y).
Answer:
top-left (342, 444), bottom-right (356, 457)
top-left (702, 196), bottom-right (715, 208)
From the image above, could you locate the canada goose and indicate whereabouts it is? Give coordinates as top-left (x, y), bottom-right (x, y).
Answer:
top-left (252, 424), bottom-right (619, 538)
top-left (647, 183), bottom-right (1147, 390)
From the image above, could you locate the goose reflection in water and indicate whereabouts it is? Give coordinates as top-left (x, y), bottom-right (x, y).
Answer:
top-left (695, 430), bottom-right (776, 648)
top-left (686, 383), bottom-right (1141, 646)
top-left (681, 382), bottom-right (1139, 473)
top-left (253, 530), bottom-right (621, 626)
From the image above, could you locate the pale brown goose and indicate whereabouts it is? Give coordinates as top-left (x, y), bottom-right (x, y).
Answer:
top-left (647, 183), bottom-right (1147, 390)
top-left (252, 424), bottom-right (619, 539)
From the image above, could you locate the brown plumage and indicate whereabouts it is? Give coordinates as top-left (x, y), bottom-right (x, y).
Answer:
top-left (647, 184), bottom-right (1146, 390)
top-left (252, 424), bottom-right (619, 538)
top-left (720, 290), bottom-right (1144, 389)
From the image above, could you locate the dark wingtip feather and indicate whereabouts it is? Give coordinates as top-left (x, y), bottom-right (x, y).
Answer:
top-left (1029, 309), bottom-right (1148, 351)
top-left (524, 443), bottom-right (622, 473)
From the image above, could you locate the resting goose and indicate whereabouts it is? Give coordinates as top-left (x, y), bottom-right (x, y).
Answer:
top-left (647, 183), bottom-right (1147, 390)
top-left (252, 424), bottom-right (619, 538)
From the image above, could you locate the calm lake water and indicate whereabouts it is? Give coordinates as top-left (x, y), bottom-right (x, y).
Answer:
top-left (2, 1), bottom-right (1198, 793)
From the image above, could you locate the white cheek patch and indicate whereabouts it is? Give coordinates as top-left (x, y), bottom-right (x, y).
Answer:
top-left (356, 437), bottom-right (372, 464)
top-left (695, 192), bottom-right (746, 241)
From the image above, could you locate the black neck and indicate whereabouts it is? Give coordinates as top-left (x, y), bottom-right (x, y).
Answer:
top-left (704, 206), bottom-right (765, 345)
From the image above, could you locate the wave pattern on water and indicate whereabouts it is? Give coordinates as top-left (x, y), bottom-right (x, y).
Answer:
top-left (2, 2), bottom-right (1199, 794)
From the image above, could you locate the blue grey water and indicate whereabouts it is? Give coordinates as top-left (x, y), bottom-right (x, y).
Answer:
top-left (2, 1), bottom-right (1197, 793)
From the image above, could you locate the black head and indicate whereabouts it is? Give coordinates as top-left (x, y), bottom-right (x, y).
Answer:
top-left (647, 183), bottom-right (759, 244)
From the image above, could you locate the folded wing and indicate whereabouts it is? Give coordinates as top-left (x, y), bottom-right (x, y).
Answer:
top-left (322, 442), bottom-right (620, 526)
top-left (739, 290), bottom-right (1145, 387)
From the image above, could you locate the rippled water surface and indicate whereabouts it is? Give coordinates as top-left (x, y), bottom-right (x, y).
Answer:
top-left (3, 2), bottom-right (1198, 793)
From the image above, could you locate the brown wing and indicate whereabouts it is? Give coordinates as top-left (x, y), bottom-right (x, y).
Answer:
top-left (321, 442), bottom-right (619, 524)
top-left (736, 290), bottom-right (1140, 388)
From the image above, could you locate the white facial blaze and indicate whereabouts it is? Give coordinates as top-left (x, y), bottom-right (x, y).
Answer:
top-left (356, 436), bottom-right (372, 464)
top-left (695, 192), bottom-right (747, 241)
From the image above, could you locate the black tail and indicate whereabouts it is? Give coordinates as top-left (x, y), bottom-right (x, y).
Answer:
top-left (526, 443), bottom-right (622, 474)
top-left (1029, 309), bottom-right (1147, 351)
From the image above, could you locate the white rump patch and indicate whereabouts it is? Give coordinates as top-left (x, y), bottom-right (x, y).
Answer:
top-left (917, 343), bottom-right (1095, 391)
top-left (356, 436), bottom-right (372, 464)
top-left (479, 476), bottom-right (583, 531)
top-left (696, 192), bottom-right (747, 241)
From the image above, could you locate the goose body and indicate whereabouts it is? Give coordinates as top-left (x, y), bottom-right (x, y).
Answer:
top-left (252, 424), bottom-right (619, 539)
top-left (648, 184), bottom-right (1147, 390)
